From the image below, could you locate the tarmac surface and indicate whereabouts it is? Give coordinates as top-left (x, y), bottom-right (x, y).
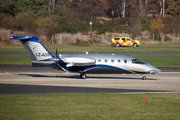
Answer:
top-left (0, 65), bottom-right (180, 94)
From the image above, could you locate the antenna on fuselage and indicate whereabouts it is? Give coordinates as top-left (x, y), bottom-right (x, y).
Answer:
top-left (56, 48), bottom-right (58, 58)
top-left (56, 48), bottom-right (58, 68)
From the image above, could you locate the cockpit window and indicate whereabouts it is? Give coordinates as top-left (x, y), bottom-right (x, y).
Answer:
top-left (132, 59), bottom-right (145, 64)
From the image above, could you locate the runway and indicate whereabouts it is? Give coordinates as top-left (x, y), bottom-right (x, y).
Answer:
top-left (0, 65), bottom-right (180, 94)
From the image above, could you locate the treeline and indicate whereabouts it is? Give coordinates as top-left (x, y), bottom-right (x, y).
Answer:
top-left (0, 0), bottom-right (180, 38)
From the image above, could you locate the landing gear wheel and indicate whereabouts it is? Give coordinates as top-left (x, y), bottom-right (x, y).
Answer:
top-left (115, 43), bottom-right (120, 47)
top-left (80, 73), bottom-right (86, 79)
top-left (133, 43), bottom-right (138, 47)
top-left (142, 76), bottom-right (146, 80)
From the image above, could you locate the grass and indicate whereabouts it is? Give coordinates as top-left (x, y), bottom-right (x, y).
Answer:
top-left (0, 55), bottom-right (31, 65)
top-left (0, 93), bottom-right (179, 120)
top-left (0, 44), bottom-right (180, 53)
top-left (1, 55), bottom-right (180, 67)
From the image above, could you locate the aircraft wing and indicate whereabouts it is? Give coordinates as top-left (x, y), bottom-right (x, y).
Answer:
top-left (62, 57), bottom-right (96, 67)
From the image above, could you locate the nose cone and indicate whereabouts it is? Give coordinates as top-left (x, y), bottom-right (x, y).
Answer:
top-left (156, 68), bottom-right (161, 72)
top-left (146, 63), bottom-right (161, 74)
top-left (149, 68), bottom-right (161, 74)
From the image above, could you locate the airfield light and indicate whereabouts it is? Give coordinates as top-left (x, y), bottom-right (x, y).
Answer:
top-left (89, 21), bottom-right (93, 33)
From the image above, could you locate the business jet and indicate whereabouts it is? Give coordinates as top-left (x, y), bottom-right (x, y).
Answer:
top-left (10, 35), bottom-right (161, 80)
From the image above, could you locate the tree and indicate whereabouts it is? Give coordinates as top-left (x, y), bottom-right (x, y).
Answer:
top-left (53, 5), bottom-right (63, 16)
top-left (44, 0), bottom-right (59, 15)
top-left (156, 18), bottom-right (164, 33)
top-left (36, 16), bottom-right (56, 28)
top-left (106, 0), bottom-right (131, 18)
top-left (150, 18), bottom-right (164, 33)
top-left (77, 1), bottom-right (104, 21)
top-left (15, 11), bottom-right (37, 30)
top-left (151, 19), bottom-right (159, 32)
top-left (0, 12), bottom-right (15, 28)
top-left (166, 0), bottom-right (180, 17)
top-left (61, 5), bottom-right (77, 19)
top-left (106, 0), bottom-right (124, 18)
top-left (0, 0), bottom-right (16, 16)
top-left (159, 0), bottom-right (165, 17)
top-left (14, 0), bottom-right (46, 16)
top-left (0, 0), bottom-right (46, 16)
top-left (86, 0), bottom-right (106, 11)
top-left (129, 0), bottom-right (151, 17)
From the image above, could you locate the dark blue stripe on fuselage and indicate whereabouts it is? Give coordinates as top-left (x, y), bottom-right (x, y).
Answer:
top-left (84, 64), bottom-right (133, 74)
top-left (58, 61), bottom-right (133, 74)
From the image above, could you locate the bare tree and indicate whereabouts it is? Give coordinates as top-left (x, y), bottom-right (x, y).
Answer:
top-left (44, 0), bottom-right (56, 14)
top-left (129, 0), bottom-right (151, 16)
top-left (77, 2), bottom-right (104, 21)
top-left (159, 0), bottom-right (165, 17)
top-left (139, 0), bottom-right (151, 15)
top-left (106, 0), bottom-right (130, 18)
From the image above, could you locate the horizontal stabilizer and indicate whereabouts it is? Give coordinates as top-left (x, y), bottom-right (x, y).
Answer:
top-left (50, 58), bottom-right (61, 62)
top-left (31, 60), bottom-right (56, 67)
top-left (10, 35), bottom-right (39, 42)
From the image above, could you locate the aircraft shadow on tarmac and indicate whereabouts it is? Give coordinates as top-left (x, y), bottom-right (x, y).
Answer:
top-left (0, 83), bottom-right (168, 94)
top-left (18, 73), bottom-right (158, 80)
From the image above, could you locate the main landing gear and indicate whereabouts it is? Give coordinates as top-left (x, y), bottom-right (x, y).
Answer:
top-left (142, 75), bottom-right (146, 80)
top-left (80, 73), bottom-right (86, 79)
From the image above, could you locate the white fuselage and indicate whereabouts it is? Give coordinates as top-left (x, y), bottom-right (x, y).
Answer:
top-left (59, 53), bottom-right (161, 74)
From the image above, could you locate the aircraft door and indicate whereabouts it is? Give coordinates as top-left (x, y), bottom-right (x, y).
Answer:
top-left (123, 59), bottom-right (129, 66)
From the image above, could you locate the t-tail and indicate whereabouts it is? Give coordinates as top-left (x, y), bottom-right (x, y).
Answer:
top-left (10, 35), bottom-right (56, 67)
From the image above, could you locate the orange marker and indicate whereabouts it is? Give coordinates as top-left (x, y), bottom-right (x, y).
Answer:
top-left (144, 94), bottom-right (146, 104)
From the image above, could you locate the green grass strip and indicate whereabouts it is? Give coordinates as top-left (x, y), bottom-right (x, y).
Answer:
top-left (0, 55), bottom-right (31, 65)
top-left (0, 93), bottom-right (179, 120)
top-left (1, 44), bottom-right (180, 53)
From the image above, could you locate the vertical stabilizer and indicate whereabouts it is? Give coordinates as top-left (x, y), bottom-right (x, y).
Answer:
top-left (10, 35), bottom-right (54, 61)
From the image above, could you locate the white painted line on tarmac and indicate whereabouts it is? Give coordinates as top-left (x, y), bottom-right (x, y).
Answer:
top-left (122, 92), bottom-right (180, 94)
top-left (160, 72), bottom-right (180, 74)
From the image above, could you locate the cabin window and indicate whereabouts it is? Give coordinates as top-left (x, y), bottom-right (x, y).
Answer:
top-left (111, 60), bottom-right (114, 63)
top-left (132, 59), bottom-right (145, 64)
top-left (98, 59), bottom-right (101, 62)
top-left (118, 60), bottom-right (121, 63)
top-left (124, 60), bottom-right (127, 63)
top-left (105, 59), bottom-right (108, 63)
